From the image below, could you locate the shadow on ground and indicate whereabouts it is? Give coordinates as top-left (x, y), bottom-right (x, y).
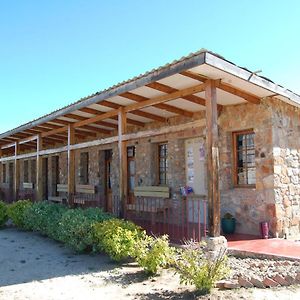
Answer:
top-left (103, 269), bottom-right (151, 287)
top-left (0, 228), bottom-right (118, 287)
top-left (134, 290), bottom-right (200, 300)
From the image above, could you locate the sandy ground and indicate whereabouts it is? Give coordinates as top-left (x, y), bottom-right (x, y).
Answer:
top-left (1, 228), bottom-right (300, 300)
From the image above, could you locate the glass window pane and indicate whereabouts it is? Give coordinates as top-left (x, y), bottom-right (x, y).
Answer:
top-left (129, 176), bottom-right (135, 190)
top-left (129, 160), bottom-right (135, 175)
top-left (235, 131), bottom-right (256, 185)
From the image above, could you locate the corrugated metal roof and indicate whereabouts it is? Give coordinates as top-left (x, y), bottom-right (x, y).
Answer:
top-left (0, 48), bottom-right (299, 139)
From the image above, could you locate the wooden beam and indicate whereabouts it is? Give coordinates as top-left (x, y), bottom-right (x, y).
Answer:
top-left (120, 92), bottom-right (194, 118)
top-left (78, 108), bottom-right (119, 129)
top-left (67, 125), bottom-right (75, 204)
top-left (146, 82), bottom-right (206, 106)
top-left (96, 100), bottom-right (167, 122)
top-left (118, 108), bottom-right (127, 217)
top-left (73, 109), bottom-right (119, 129)
top-left (205, 80), bottom-right (220, 237)
top-left (0, 119), bottom-right (207, 163)
top-left (14, 142), bottom-right (20, 201)
top-left (51, 119), bottom-right (97, 137)
top-left (80, 105), bottom-right (164, 124)
top-left (36, 135), bottom-right (43, 201)
top-left (181, 70), bottom-right (260, 104)
top-left (180, 70), bottom-right (209, 82)
top-left (63, 114), bottom-right (112, 134)
top-left (110, 115), bottom-right (144, 127)
top-left (218, 82), bottom-right (261, 104)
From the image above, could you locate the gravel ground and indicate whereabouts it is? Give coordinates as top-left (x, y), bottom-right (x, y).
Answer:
top-left (228, 257), bottom-right (300, 281)
top-left (1, 228), bottom-right (300, 300)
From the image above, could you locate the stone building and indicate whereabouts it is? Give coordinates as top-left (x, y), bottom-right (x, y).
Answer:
top-left (0, 49), bottom-right (299, 239)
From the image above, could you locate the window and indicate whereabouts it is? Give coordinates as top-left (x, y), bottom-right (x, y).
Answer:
top-left (105, 150), bottom-right (112, 191)
top-left (80, 152), bottom-right (89, 185)
top-left (233, 130), bottom-right (256, 186)
top-left (2, 164), bottom-right (6, 183)
top-left (24, 160), bottom-right (29, 182)
top-left (127, 146), bottom-right (135, 192)
top-left (31, 160), bottom-right (36, 184)
top-left (158, 143), bottom-right (168, 185)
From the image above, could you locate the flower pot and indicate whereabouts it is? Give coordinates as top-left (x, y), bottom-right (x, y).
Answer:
top-left (221, 218), bottom-right (236, 234)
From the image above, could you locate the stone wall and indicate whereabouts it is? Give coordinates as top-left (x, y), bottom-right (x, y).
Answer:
top-left (271, 98), bottom-right (300, 238)
top-left (218, 99), bottom-right (275, 236)
top-left (2, 100), bottom-right (299, 238)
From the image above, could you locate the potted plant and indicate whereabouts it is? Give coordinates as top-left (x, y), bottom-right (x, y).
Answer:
top-left (221, 213), bottom-right (236, 234)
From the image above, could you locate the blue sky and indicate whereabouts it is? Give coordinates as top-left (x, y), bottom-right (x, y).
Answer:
top-left (0, 0), bottom-right (299, 133)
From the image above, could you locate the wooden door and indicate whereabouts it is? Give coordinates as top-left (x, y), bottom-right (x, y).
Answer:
top-left (127, 146), bottom-right (135, 204)
top-left (105, 150), bottom-right (113, 212)
top-left (42, 158), bottom-right (48, 200)
top-left (8, 163), bottom-right (14, 190)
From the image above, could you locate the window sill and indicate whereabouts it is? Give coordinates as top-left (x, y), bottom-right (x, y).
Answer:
top-left (233, 184), bottom-right (256, 189)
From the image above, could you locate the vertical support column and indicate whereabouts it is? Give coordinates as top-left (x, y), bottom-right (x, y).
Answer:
top-left (36, 135), bottom-right (43, 201)
top-left (205, 80), bottom-right (220, 237)
top-left (14, 142), bottom-right (20, 201)
top-left (67, 125), bottom-right (75, 205)
top-left (0, 149), bottom-right (2, 184)
top-left (118, 108), bottom-right (127, 217)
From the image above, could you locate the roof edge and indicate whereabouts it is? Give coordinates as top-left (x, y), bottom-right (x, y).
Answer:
top-left (205, 52), bottom-right (300, 107)
top-left (0, 51), bottom-right (207, 140)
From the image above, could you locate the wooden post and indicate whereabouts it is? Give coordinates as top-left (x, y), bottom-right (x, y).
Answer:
top-left (118, 108), bottom-right (127, 217)
top-left (36, 135), bottom-right (43, 201)
top-left (67, 125), bottom-right (75, 205)
top-left (14, 142), bottom-right (20, 201)
top-left (205, 80), bottom-right (220, 237)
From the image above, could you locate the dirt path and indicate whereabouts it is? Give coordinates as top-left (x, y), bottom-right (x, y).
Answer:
top-left (1, 228), bottom-right (300, 300)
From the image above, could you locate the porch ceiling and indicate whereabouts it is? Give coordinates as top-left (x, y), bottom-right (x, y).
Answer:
top-left (1, 49), bottom-right (299, 151)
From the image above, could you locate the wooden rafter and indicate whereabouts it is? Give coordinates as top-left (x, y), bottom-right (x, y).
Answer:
top-left (63, 114), bottom-right (111, 134)
top-left (33, 124), bottom-right (87, 139)
top-left (180, 71), bottom-right (208, 82)
top-left (78, 107), bottom-right (118, 129)
top-left (181, 70), bottom-right (260, 104)
top-left (147, 82), bottom-right (206, 106)
top-left (120, 92), bottom-right (194, 118)
top-left (93, 100), bottom-right (166, 123)
top-left (50, 119), bottom-right (97, 137)
top-left (92, 104), bottom-right (144, 127)
top-left (1, 82), bottom-right (206, 145)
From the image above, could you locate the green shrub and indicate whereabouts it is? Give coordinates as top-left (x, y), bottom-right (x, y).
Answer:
top-left (23, 201), bottom-right (67, 237)
top-left (58, 207), bottom-right (111, 252)
top-left (175, 242), bottom-right (229, 295)
top-left (134, 235), bottom-right (175, 275)
top-left (41, 203), bottom-right (68, 240)
top-left (0, 201), bottom-right (8, 227)
top-left (8, 200), bottom-right (32, 228)
top-left (93, 218), bottom-right (145, 261)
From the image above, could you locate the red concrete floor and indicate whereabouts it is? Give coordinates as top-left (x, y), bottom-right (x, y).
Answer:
top-left (225, 234), bottom-right (300, 260)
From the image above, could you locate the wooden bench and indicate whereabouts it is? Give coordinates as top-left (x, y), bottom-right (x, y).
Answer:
top-left (48, 184), bottom-right (68, 203)
top-left (127, 186), bottom-right (171, 227)
top-left (74, 185), bottom-right (96, 205)
top-left (133, 186), bottom-right (170, 198)
top-left (23, 182), bottom-right (34, 189)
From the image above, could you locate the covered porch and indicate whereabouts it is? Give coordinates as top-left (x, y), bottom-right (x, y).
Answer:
top-left (0, 50), bottom-right (293, 241)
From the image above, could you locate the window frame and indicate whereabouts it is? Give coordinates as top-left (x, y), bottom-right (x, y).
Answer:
top-left (79, 152), bottom-right (89, 185)
top-left (232, 129), bottom-right (256, 188)
top-left (158, 143), bottom-right (168, 186)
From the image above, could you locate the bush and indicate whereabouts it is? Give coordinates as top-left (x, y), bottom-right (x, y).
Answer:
top-left (93, 218), bottom-right (145, 261)
top-left (0, 201), bottom-right (8, 227)
top-left (58, 207), bottom-right (111, 252)
top-left (134, 235), bottom-right (175, 275)
top-left (8, 200), bottom-right (32, 228)
top-left (175, 242), bottom-right (229, 295)
top-left (23, 201), bottom-right (67, 237)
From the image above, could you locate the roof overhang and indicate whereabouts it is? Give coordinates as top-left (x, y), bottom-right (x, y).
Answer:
top-left (0, 50), bottom-right (299, 146)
